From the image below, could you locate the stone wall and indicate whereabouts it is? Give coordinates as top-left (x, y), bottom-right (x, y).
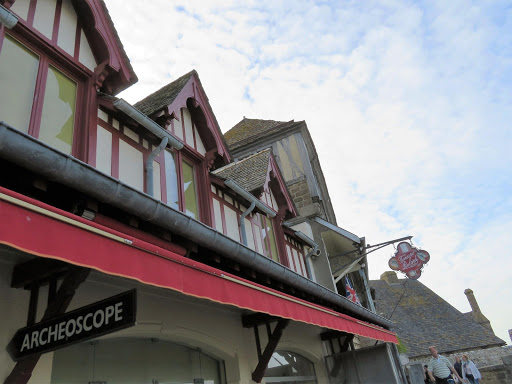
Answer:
top-left (288, 179), bottom-right (312, 210)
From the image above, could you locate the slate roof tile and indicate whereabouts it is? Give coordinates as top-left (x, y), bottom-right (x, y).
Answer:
top-left (224, 118), bottom-right (303, 150)
top-left (212, 149), bottom-right (271, 193)
top-left (134, 70), bottom-right (196, 116)
top-left (370, 276), bottom-right (505, 358)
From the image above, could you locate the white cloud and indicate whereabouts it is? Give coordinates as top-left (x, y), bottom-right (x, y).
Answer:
top-left (104, 0), bottom-right (512, 345)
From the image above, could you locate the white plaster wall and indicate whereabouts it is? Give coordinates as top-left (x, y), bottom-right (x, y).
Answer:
top-left (79, 29), bottom-right (96, 71)
top-left (57, 0), bottom-right (77, 56)
top-left (291, 222), bottom-right (314, 240)
top-left (9, 0), bottom-right (30, 21)
top-left (182, 108), bottom-right (194, 147)
top-left (96, 125), bottom-right (112, 176)
top-left (118, 140), bottom-right (144, 191)
top-left (195, 126), bottom-right (206, 156)
top-left (212, 199), bottom-right (223, 232)
top-left (0, 258), bottom-right (331, 384)
top-left (224, 206), bottom-right (239, 242)
top-left (33, 0), bottom-right (57, 40)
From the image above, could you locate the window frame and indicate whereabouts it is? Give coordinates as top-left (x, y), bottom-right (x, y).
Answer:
top-left (163, 146), bottom-right (208, 222)
top-left (0, 28), bottom-right (92, 160)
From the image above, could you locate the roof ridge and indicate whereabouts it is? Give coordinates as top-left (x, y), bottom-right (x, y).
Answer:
top-left (134, 70), bottom-right (196, 110)
top-left (212, 148), bottom-right (271, 175)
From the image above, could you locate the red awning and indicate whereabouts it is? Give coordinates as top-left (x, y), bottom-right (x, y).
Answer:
top-left (0, 186), bottom-right (397, 344)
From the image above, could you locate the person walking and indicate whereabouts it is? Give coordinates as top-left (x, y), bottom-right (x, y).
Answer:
top-left (461, 354), bottom-right (482, 384)
top-left (453, 357), bottom-right (463, 379)
top-left (427, 346), bottom-right (464, 383)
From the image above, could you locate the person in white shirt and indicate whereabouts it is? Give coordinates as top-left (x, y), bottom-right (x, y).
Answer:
top-left (461, 354), bottom-right (482, 384)
top-left (427, 346), bottom-right (464, 383)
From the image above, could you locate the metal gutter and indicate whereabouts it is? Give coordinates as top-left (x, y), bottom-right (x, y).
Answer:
top-left (224, 179), bottom-right (276, 218)
top-left (113, 99), bottom-right (184, 150)
top-left (0, 122), bottom-right (394, 329)
top-left (0, 4), bottom-right (18, 29)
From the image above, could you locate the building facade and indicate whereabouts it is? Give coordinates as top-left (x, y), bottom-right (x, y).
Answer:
top-left (0, 1), bottom-right (403, 383)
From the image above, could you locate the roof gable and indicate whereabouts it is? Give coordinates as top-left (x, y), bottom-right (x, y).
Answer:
top-left (212, 149), bottom-right (297, 218)
top-left (370, 276), bottom-right (505, 357)
top-left (134, 70), bottom-right (230, 163)
top-left (225, 118), bottom-right (304, 151)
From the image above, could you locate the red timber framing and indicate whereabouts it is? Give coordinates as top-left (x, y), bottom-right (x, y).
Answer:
top-left (152, 72), bottom-right (231, 166)
top-left (0, 0), bottom-right (136, 163)
top-left (0, 186), bottom-right (398, 345)
top-left (93, 101), bottom-right (212, 226)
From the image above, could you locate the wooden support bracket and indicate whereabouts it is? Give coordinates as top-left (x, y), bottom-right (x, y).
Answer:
top-left (4, 266), bottom-right (90, 384)
top-left (251, 319), bottom-right (289, 383)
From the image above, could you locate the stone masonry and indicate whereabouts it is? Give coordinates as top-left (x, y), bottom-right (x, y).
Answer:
top-left (287, 179), bottom-right (312, 210)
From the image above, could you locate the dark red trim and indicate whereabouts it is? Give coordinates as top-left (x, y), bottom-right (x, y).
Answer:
top-left (0, 25), bottom-right (5, 52)
top-left (51, 0), bottom-right (62, 43)
top-left (28, 55), bottom-right (48, 140)
top-left (111, 124), bottom-right (120, 178)
top-left (73, 20), bottom-right (80, 59)
top-left (27, 0), bottom-right (37, 26)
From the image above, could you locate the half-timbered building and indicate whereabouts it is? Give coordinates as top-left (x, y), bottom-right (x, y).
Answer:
top-left (0, 1), bottom-right (404, 383)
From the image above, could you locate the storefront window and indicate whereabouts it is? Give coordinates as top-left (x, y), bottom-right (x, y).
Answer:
top-left (265, 351), bottom-right (317, 384)
top-left (51, 338), bottom-right (225, 384)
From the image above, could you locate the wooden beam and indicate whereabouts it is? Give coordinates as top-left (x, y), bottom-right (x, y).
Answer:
top-left (11, 258), bottom-right (70, 289)
top-left (320, 330), bottom-right (350, 341)
top-left (4, 266), bottom-right (90, 384)
top-left (252, 319), bottom-right (289, 383)
top-left (242, 313), bottom-right (280, 328)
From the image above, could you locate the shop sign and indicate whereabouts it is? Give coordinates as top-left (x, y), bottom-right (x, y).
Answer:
top-left (388, 242), bottom-right (430, 280)
top-left (7, 289), bottom-right (136, 361)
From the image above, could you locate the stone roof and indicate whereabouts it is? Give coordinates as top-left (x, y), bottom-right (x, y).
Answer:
top-left (370, 274), bottom-right (505, 358)
top-left (224, 118), bottom-right (304, 150)
top-left (212, 149), bottom-right (271, 193)
top-left (134, 70), bottom-right (196, 116)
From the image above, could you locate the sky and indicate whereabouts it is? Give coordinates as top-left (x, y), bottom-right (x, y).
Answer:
top-left (104, 0), bottom-right (512, 346)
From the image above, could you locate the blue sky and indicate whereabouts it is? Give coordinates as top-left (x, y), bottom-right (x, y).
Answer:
top-left (104, 0), bottom-right (512, 346)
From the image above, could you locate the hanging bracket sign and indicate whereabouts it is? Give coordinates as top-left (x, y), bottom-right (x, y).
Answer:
top-left (388, 242), bottom-right (430, 279)
top-left (7, 289), bottom-right (136, 361)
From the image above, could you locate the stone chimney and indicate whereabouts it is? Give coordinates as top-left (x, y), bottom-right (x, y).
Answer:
top-left (464, 288), bottom-right (494, 333)
top-left (381, 271), bottom-right (399, 284)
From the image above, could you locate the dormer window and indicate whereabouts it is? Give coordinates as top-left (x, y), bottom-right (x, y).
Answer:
top-left (0, 35), bottom-right (79, 155)
top-left (164, 150), bottom-right (200, 219)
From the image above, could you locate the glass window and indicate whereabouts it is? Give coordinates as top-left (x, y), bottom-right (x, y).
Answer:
top-left (265, 351), bottom-right (317, 384)
top-left (0, 34), bottom-right (79, 155)
top-left (0, 35), bottom-right (39, 133)
top-left (51, 338), bottom-right (226, 384)
top-left (261, 216), bottom-right (279, 262)
top-left (38, 65), bottom-right (77, 154)
top-left (182, 159), bottom-right (199, 219)
top-left (164, 150), bottom-right (179, 210)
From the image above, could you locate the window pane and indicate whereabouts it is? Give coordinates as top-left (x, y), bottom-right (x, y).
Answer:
top-left (38, 65), bottom-right (77, 154)
top-left (261, 216), bottom-right (279, 262)
top-left (182, 160), bottom-right (199, 219)
top-left (265, 351), bottom-right (317, 384)
top-left (164, 150), bottom-right (179, 210)
top-left (0, 36), bottom-right (39, 133)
